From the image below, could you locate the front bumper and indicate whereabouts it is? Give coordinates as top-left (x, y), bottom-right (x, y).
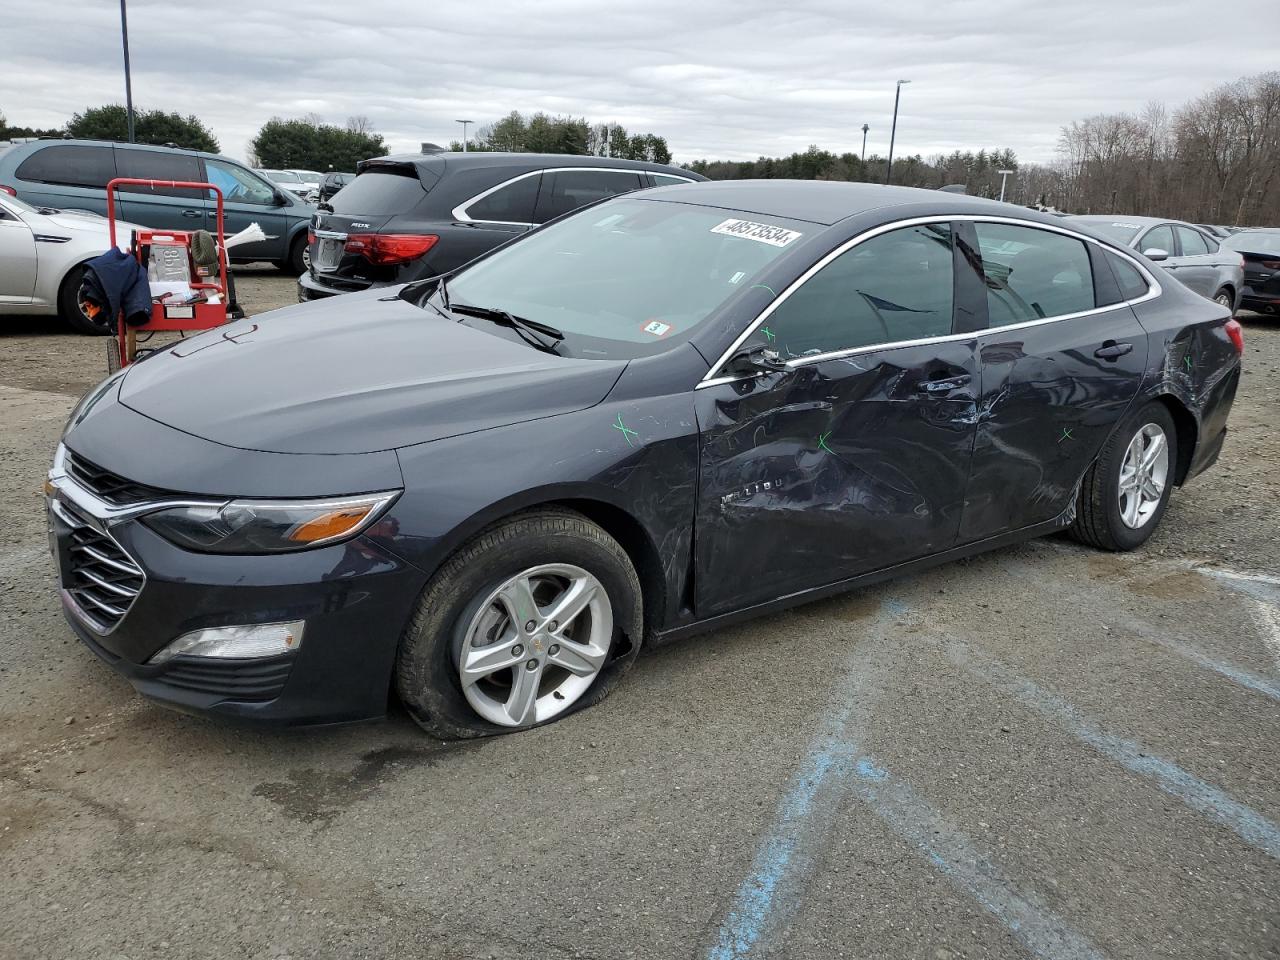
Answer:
top-left (46, 463), bottom-right (426, 725)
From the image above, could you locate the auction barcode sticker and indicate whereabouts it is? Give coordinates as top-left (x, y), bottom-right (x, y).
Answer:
top-left (710, 219), bottom-right (803, 247)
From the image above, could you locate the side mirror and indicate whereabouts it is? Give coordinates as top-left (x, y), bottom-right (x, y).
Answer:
top-left (725, 343), bottom-right (788, 377)
top-left (273, 190), bottom-right (291, 206)
top-left (1142, 247), bottom-right (1169, 262)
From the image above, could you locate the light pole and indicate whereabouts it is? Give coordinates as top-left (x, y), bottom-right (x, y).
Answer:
top-left (455, 119), bottom-right (474, 152)
top-left (860, 123), bottom-right (869, 162)
top-left (120, 0), bottom-right (136, 143)
top-left (885, 79), bottom-right (910, 185)
top-left (997, 168), bottom-right (1014, 202)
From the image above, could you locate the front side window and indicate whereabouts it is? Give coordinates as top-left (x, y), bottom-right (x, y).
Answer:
top-left (15, 145), bottom-right (115, 189)
top-left (1137, 224), bottom-right (1174, 256)
top-left (759, 223), bottom-right (954, 359)
top-left (975, 223), bottom-right (1094, 323)
top-left (435, 197), bottom-right (803, 360)
top-left (466, 174), bottom-right (540, 223)
top-left (203, 158), bottom-right (277, 206)
top-left (534, 170), bottom-right (645, 223)
top-left (1175, 225), bottom-right (1211, 256)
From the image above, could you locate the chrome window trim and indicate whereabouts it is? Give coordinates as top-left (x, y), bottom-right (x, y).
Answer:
top-left (698, 213), bottom-right (1163, 389)
top-left (451, 166), bottom-right (650, 227)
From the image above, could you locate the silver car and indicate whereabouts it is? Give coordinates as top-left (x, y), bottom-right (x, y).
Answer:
top-left (0, 191), bottom-right (144, 334)
top-left (1069, 215), bottom-right (1244, 312)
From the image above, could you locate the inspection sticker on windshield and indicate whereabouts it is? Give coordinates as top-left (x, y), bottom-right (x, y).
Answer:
top-left (711, 219), bottom-right (803, 247)
top-left (642, 320), bottom-right (672, 338)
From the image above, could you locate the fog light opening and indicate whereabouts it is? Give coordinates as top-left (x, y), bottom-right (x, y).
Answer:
top-left (149, 620), bottom-right (305, 665)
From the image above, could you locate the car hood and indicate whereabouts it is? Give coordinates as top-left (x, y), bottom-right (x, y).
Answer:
top-left (117, 288), bottom-right (627, 455)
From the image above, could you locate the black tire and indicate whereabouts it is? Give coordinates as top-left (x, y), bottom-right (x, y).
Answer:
top-left (395, 509), bottom-right (644, 739)
top-left (278, 234), bottom-right (308, 275)
top-left (1213, 288), bottom-right (1235, 315)
top-left (1070, 401), bottom-right (1177, 551)
top-left (58, 264), bottom-right (113, 336)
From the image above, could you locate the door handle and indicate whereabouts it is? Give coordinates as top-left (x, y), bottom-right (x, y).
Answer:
top-left (181, 209), bottom-right (201, 218)
top-left (917, 373), bottom-right (972, 394)
top-left (1094, 341), bottom-right (1133, 360)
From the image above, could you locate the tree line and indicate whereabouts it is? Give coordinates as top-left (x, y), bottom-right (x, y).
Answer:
top-left (449, 111), bottom-right (672, 163)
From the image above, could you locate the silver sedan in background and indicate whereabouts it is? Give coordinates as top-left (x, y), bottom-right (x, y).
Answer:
top-left (0, 191), bottom-right (144, 334)
top-left (1069, 215), bottom-right (1244, 312)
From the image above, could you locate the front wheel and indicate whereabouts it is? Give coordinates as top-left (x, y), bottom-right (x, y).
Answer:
top-left (395, 510), bottom-right (643, 739)
top-left (1070, 401), bottom-right (1177, 551)
top-left (58, 264), bottom-right (114, 336)
top-left (278, 234), bottom-right (308, 275)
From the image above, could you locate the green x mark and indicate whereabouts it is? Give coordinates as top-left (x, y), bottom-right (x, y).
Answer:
top-left (761, 326), bottom-right (776, 342)
top-left (1184, 354), bottom-right (1194, 371)
top-left (1058, 427), bottom-right (1074, 443)
top-left (613, 413), bottom-right (639, 448)
top-left (818, 431), bottom-right (834, 454)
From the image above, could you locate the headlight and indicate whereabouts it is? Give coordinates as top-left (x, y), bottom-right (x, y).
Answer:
top-left (141, 491), bottom-right (399, 554)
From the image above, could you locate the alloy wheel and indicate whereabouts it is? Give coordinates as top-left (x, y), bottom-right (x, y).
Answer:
top-left (457, 563), bottom-right (612, 727)
top-left (1118, 423), bottom-right (1169, 529)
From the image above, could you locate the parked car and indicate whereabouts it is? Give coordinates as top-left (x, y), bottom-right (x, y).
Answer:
top-left (48, 183), bottom-right (1242, 735)
top-left (314, 171), bottom-right (354, 204)
top-left (298, 152), bottom-right (705, 301)
top-left (0, 140), bottom-right (314, 273)
top-left (1197, 224), bottom-right (1237, 240)
top-left (1068, 215), bottom-right (1244, 312)
top-left (260, 169), bottom-right (311, 199)
top-left (1221, 229), bottom-right (1280, 315)
top-left (286, 169), bottom-right (323, 196)
top-left (0, 190), bottom-right (144, 333)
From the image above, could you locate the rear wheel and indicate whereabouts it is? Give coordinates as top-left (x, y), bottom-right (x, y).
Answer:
top-left (1070, 401), bottom-right (1177, 551)
top-left (1213, 288), bottom-right (1234, 314)
top-left (395, 509), bottom-right (643, 739)
top-left (58, 264), bottom-right (113, 336)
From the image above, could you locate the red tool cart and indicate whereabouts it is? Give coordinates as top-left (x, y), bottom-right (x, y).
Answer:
top-left (104, 177), bottom-right (232, 371)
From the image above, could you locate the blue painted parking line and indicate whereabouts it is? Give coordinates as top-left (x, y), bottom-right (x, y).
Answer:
top-left (946, 639), bottom-right (1280, 861)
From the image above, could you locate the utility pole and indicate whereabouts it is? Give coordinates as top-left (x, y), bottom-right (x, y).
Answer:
top-left (120, 0), bottom-right (136, 143)
top-left (860, 123), bottom-right (869, 162)
top-left (456, 119), bottom-right (474, 152)
top-left (997, 168), bottom-right (1014, 202)
top-left (885, 80), bottom-right (910, 184)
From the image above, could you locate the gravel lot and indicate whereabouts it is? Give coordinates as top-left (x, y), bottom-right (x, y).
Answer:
top-left (2, 269), bottom-right (1278, 960)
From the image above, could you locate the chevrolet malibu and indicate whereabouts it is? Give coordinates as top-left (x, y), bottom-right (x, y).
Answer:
top-left (47, 181), bottom-right (1243, 738)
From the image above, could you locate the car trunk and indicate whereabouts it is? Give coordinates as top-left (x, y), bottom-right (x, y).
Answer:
top-left (308, 163), bottom-right (434, 292)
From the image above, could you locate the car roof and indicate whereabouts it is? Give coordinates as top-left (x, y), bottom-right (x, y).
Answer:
top-left (2, 136), bottom-right (245, 166)
top-left (1069, 215), bottom-right (1184, 228)
top-left (369, 151), bottom-right (703, 181)
top-left (636, 179), bottom-right (1054, 227)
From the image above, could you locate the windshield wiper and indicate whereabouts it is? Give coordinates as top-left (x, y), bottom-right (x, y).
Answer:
top-left (450, 304), bottom-right (564, 355)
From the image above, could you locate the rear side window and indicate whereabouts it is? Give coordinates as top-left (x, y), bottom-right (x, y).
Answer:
top-left (975, 223), bottom-right (1094, 323)
top-left (1108, 253), bottom-right (1150, 301)
top-left (534, 170), bottom-right (645, 223)
top-left (465, 174), bottom-right (540, 223)
top-left (115, 148), bottom-right (203, 197)
top-left (763, 223), bottom-right (954, 358)
top-left (329, 169), bottom-right (425, 214)
top-left (16, 144), bottom-right (116, 189)
top-left (1176, 225), bottom-right (1211, 256)
top-left (1138, 224), bottom-right (1174, 256)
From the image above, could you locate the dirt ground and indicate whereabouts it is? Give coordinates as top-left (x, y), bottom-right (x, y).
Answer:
top-left (1, 270), bottom-right (1277, 960)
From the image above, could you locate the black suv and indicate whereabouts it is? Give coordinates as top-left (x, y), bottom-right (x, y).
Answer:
top-left (298, 153), bottom-right (704, 300)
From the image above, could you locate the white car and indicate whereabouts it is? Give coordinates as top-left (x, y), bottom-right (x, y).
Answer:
top-left (0, 191), bottom-right (144, 334)
top-left (285, 169), bottom-right (323, 199)
top-left (260, 169), bottom-right (312, 199)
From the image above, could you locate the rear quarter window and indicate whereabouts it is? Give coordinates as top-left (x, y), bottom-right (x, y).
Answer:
top-left (16, 144), bottom-right (116, 189)
top-left (330, 169), bottom-right (427, 214)
top-left (1108, 253), bottom-right (1150, 301)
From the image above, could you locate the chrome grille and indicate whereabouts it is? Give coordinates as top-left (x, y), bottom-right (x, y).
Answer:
top-left (64, 513), bottom-right (144, 632)
top-left (65, 451), bottom-right (170, 507)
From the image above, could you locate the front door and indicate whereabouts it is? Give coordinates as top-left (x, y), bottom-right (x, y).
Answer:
top-left (0, 204), bottom-right (36, 303)
top-left (694, 221), bottom-right (979, 617)
top-left (201, 158), bottom-right (289, 262)
top-left (959, 221), bottom-right (1147, 541)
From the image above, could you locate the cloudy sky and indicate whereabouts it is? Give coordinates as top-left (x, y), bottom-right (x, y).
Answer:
top-left (4, 1), bottom-right (1275, 167)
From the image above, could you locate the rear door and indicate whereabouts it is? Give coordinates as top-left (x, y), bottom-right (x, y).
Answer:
top-left (1171, 225), bottom-right (1221, 297)
top-left (959, 221), bottom-right (1147, 541)
top-left (532, 169), bottom-right (646, 224)
top-left (113, 146), bottom-right (207, 231)
top-left (200, 157), bottom-right (289, 261)
top-left (695, 220), bottom-right (979, 615)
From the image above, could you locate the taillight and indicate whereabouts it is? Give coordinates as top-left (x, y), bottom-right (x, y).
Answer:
top-left (1261, 260), bottom-right (1280, 270)
top-left (307, 230), bottom-right (316, 245)
top-left (344, 233), bottom-right (438, 265)
top-left (1224, 318), bottom-right (1244, 355)
top-left (0, 184), bottom-right (15, 196)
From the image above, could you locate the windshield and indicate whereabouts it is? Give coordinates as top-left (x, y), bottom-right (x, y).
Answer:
top-left (1074, 220), bottom-right (1141, 244)
top-left (0, 193), bottom-right (40, 215)
top-left (437, 197), bottom-right (806, 360)
top-left (265, 170), bottom-right (301, 183)
top-left (1223, 231), bottom-right (1280, 256)
top-left (294, 170), bottom-right (321, 180)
